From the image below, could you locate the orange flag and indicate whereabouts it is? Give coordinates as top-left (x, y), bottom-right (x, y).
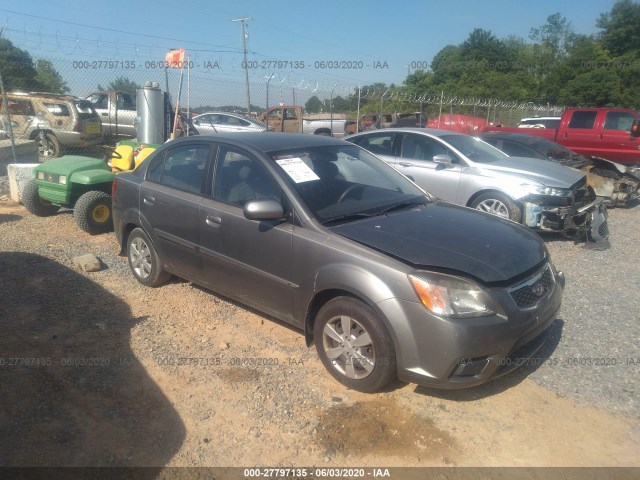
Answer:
top-left (165, 49), bottom-right (185, 68)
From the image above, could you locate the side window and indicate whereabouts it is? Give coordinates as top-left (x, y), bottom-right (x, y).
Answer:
top-left (116, 93), bottom-right (136, 111)
top-left (87, 94), bottom-right (108, 110)
top-left (43, 103), bottom-right (70, 117)
top-left (568, 111), bottom-right (597, 129)
top-left (284, 109), bottom-right (298, 120)
top-left (226, 116), bottom-right (242, 126)
top-left (401, 134), bottom-right (450, 161)
top-left (5, 99), bottom-right (35, 116)
top-left (604, 112), bottom-right (636, 131)
top-left (353, 133), bottom-right (396, 156)
top-left (146, 151), bottom-right (166, 184)
top-left (213, 147), bottom-right (281, 207)
top-left (146, 145), bottom-right (209, 194)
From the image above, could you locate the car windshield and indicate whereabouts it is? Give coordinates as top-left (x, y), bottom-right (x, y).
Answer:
top-left (440, 134), bottom-right (508, 163)
top-left (269, 144), bottom-right (428, 224)
top-left (527, 137), bottom-right (575, 160)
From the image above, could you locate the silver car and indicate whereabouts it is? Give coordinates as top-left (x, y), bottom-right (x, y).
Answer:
top-left (347, 128), bottom-right (609, 246)
top-left (192, 112), bottom-right (272, 134)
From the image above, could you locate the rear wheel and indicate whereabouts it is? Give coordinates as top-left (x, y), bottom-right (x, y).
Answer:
top-left (471, 192), bottom-right (521, 222)
top-left (22, 178), bottom-right (59, 216)
top-left (126, 228), bottom-right (172, 287)
top-left (74, 191), bottom-right (113, 234)
top-left (38, 133), bottom-right (61, 160)
top-left (314, 297), bottom-right (396, 392)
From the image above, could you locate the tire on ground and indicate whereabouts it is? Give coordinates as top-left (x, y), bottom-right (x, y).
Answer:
top-left (22, 178), bottom-right (59, 216)
top-left (126, 227), bottom-right (172, 287)
top-left (38, 133), bottom-right (61, 160)
top-left (74, 191), bottom-right (113, 234)
top-left (313, 296), bottom-right (396, 393)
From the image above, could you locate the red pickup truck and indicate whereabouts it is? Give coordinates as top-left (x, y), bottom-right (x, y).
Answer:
top-left (485, 108), bottom-right (640, 165)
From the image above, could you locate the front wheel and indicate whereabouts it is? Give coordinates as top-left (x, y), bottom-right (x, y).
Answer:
top-left (470, 192), bottom-right (521, 222)
top-left (74, 191), bottom-right (113, 234)
top-left (126, 228), bottom-right (172, 287)
top-left (22, 178), bottom-right (59, 216)
top-left (314, 297), bottom-right (396, 392)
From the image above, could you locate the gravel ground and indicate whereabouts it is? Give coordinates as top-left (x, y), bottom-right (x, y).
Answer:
top-left (1, 177), bottom-right (638, 468)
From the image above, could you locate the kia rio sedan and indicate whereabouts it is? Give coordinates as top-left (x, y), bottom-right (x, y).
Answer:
top-left (112, 133), bottom-right (564, 393)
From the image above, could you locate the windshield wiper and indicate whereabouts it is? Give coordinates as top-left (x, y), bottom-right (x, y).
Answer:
top-left (321, 212), bottom-right (377, 226)
top-left (376, 197), bottom-right (428, 215)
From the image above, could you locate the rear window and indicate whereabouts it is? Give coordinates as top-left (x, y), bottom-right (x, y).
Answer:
top-left (74, 100), bottom-right (95, 114)
top-left (43, 103), bottom-right (70, 117)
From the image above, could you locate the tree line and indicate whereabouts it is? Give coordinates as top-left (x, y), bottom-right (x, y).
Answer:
top-left (305, 0), bottom-right (640, 115)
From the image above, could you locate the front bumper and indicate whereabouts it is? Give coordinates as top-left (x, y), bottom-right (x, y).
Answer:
top-left (377, 264), bottom-right (565, 389)
top-left (522, 194), bottom-right (609, 249)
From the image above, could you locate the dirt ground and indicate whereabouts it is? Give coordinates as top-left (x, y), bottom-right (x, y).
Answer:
top-left (1, 197), bottom-right (639, 470)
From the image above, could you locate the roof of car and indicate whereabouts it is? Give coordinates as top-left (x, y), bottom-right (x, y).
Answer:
top-left (168, 132), bottom-right (348, 151)
top-left (349, 127), bottom-right (466, 138)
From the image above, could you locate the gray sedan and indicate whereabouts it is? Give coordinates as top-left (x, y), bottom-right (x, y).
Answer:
top-left (112, 133), bottom-right (564, 392)
top-left (347, 128), bottom-right (609, 245)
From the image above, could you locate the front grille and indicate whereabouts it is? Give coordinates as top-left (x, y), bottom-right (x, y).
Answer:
top-left (598, 219), bottom-right (609, 237)
top-left (509, 265), bottom-right (554, 309)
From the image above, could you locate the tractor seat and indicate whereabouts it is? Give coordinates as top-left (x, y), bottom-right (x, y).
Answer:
top-left (111, 145), bottom-right (135, 172)
top-left (134, 147), bottom-right (156, 168)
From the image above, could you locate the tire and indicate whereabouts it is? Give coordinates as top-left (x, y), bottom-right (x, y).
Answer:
top-left (470, 192), bottom-right (522, 222)
top-left (314, 297), bottom-right (396, 393)
top-left (315, 130), bottom-right (331, 136)
top-left (74, 191), bottom-right (113, 234)
top-left (126, 228), bottom-right (172, 287)
top-left (38, 133), bottom-right (61, 160)
top-left (22, 178), bottom-right (59, 216)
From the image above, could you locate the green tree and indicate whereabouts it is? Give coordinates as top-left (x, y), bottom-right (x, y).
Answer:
top-left (597, 0), bottom-right (640, 57)
top-left (99, 76), bottom-right (140, 96)
top-left (305, 95), bottom-right (322, 113)
top-left (0, 38), bottom-right (41, 91)
top-left (35, 59), bottom-right (69, 94)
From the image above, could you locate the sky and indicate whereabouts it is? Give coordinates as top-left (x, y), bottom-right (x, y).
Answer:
top-left (0, 0), bottom-right (621, 107)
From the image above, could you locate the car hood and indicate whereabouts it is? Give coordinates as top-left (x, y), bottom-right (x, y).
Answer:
top-left (476, 157), bottom-right (584, 187)
top-left (330, 202), bottom-right (547, 284)
top-left (33, 155), bottom-right (109, 176)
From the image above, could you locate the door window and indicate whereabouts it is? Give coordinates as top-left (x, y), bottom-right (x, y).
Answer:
top-left (146, 144), bottom-right (210, 194)
top-left (87, 94), bottom-right (108, 110)
top-left (213, 147), bottom-right (281, 207)
top-left (350, 133), bottom-right (396, 156)
top-left (603, 112), bottom-right (636, 131)
top-left (116, 93), bottom-right (136, 111)
top-left (568, 111), bottom-right (597, 129)
top-left (400, 134), bottom-right (450, 161)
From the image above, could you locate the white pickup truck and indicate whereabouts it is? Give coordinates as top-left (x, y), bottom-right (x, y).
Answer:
top-left (258, 106), bottom-right (356, 138)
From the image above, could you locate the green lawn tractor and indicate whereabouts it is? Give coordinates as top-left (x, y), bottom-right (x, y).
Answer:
top-left (22, 141), bottom-right (158, 234)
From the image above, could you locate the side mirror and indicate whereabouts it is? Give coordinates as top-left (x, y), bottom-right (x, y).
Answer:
top-left (243, 199), bottom-right (284, 221)
top-left (433, 154), bottom-right (453, 164)
top-left (631, 120), bottom-right (640, 137)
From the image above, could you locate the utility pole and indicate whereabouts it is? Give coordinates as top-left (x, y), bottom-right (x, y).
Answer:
top-left (233, 16), bottom-right (253, 116)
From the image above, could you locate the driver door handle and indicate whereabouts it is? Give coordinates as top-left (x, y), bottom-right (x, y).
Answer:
top-left (206, 215), bottom-right (222, 227)
top-left (399, 161), bottom-right (414, 167)
top-left (143, 196), bottom-right (155, 206)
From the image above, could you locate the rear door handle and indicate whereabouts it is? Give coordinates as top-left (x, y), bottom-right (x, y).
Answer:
top-left (399, 161), bottom-right (414, 167)
top-left (205, 215), bottom-right (222, 227)
top-left (143, 196), bottom-right (155, 206)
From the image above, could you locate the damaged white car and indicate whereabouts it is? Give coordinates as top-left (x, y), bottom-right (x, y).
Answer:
top-left (347, 128), bottom-right (610, 249)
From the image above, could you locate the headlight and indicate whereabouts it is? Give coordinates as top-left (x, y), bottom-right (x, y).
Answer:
top-left (58, 175), bottom-right (67, 185)
top-left (409, 273), bottom-right (496, 318)
top-left (37, 171), bottom-right (44, 180)
top-left (522, 184), bottom-right (572, 197)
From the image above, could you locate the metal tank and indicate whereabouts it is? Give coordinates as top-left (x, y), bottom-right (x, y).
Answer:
top-left (136, 82), bottom-right (165, 144)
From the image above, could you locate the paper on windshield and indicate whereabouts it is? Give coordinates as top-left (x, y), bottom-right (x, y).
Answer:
top-left (276, 157), bottom-right (320, 183)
